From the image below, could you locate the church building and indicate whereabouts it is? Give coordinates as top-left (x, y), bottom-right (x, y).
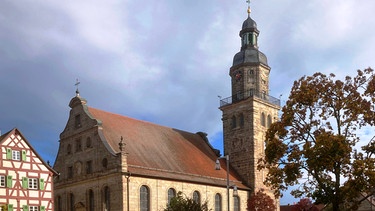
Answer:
top-left (53, 4), bottom-right (280, 211)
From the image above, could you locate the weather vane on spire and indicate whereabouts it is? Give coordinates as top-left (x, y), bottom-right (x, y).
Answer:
top-left (75, 78), bottom-right (80, 96)
top-left (246, 0), bottom-right (251, 16)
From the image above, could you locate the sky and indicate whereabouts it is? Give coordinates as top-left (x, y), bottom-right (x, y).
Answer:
top-left (1, 0), bottom-right (375, 205)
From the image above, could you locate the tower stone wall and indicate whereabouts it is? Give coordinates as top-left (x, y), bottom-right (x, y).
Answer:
top-left (220, 8), bottom-right (281, 210)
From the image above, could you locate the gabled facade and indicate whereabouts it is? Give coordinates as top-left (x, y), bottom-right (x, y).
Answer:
top-left (0, 128), bottom-right (57, 211)
top-left (53, 4), bottom-right (280, 211)
top-left (53, 93), bottom-right (250, 211)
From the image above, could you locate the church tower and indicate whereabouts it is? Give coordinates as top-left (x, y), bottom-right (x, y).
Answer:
top-left (219, 4), bottom-right (280, 193)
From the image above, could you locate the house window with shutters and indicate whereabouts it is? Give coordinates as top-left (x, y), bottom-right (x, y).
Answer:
top-left (12, 150), bottom-right (20, 160)
top-left (6, 149), bottom-right (26, 161)
top-left (22, 177), bottom-right (44, 190)
top-left (0, 175), bottom-right (13, 188)
top-left (28, 178), bottom-right (38, 189)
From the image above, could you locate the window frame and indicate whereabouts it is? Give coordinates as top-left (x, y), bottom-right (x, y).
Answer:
top-left (86, 160), bottom-right (93, 174)
top-left (167, 188), bottom-right (176, 205)
top-left (193, 191), bottom-right (201, 204)
top-left (12, 150), bottom-right (20, 161)
top-left (215, 193), bottom-right (222, 211)
top-left (233, 196), bottom-right (240, 211)
top-left (28, 178), bottom-right (38, 190)
top-left (140, 185), bottom-right (150, 211)
top-left (0, 175), bottom-right (5, 187)
top-left (29, 206), bottom-right (39, 211)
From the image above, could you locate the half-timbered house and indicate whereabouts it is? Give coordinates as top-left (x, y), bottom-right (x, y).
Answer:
top-left (0, 128), bottom-right (57, 211)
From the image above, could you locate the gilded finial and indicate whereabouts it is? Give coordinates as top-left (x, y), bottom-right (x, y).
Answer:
top-left (246, 0), bottom-right (251, 16)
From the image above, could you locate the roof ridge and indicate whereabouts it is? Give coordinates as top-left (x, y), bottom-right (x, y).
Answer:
top-left (88, 106), bottom-right (201, 135)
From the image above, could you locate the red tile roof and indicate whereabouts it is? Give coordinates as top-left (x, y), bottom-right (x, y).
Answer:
top-left (88, 107), bottom-right (248, 189)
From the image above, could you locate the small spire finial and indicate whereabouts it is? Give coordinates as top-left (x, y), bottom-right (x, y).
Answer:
top-left (246, 0), bottom-right (251, 16)
top-left (119, 136), bottom-right (125, 151)
top-left (75, 79), bottom-right (80, 96)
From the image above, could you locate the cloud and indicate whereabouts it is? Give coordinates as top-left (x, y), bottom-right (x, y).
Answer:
top-left (1, 0), bottom-right (375, 205)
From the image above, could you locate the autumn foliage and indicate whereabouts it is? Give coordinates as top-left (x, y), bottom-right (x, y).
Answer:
top-left (258, 68), bottom-right (375, 211)
top-left (292, 198), bottom-right (320, 211)
top-left (247, 189), bottom-right (276, 211)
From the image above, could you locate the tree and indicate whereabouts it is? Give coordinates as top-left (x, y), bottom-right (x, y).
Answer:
top-left (163, 191), bottom-right (211, 211)
top-left (258, 68), bottom-right (375, 211)
top-left (247, 188), bottom-right (276, 211)
top-left (293, 198), bottom-right (319, 211)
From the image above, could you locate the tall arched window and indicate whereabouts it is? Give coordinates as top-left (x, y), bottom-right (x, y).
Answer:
top-left (56, 196), bottom-right (62, 211)
top-left (67, 144), bottom-right (72, 155)
top-left (88, 189), bottom-right (94, 211)
top-left (69, 193), bottom-right (74, 211)
top-left (167, 188), bottom-right (176, 205)
top-left (233, 196), bottom-right (240, 211)
top-left (215, 193), bottom-right (222, 211)
top-left (193, 191), bottom-right (201, 204)
top-left (231, 116), bottom-right (237, 129)
top-left (103, 186), bottom-right (110, 211)
top-left (261, 112), bottom-right (266, 127)
top-left (140, 185), bottom-right (150, 211)
top-left (267, 114), bottom-right (272, 128)
top-left (239, 113), bottom-right (244, 127)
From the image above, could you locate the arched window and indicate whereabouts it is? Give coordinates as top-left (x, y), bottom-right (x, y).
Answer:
top-left (215, 193), bottom-right (222, 211)
top-left (67, 144), bottom-right (72, 155)
top-left (102, 158), bottom-right (108, 169)
top-left (233, 196), bottom-right (240, 211)
top-left (248, 69), bottom-right (255, 83)
top-left (239, 113), bottom-right (244, 127)
top-left (193, 191), bottom-right (201, 204)
top-left (267, 114), bottom-right (272, 128)
top-left (167, 188), bottom-right (176, 205)
top-left (261, 112), bottom-right (266, 127)
top-left (103, 186), bottom-right (110, 211)
top-left (56, 196), bottom-right (62, 211)
top-left (86, 137), bottom-right (92, 148)
top-left (69, 193), bottom-right (75, 211)
top-left (140, 185), bottom-right (150, 211)
top-left (88, 189), bottom-right (94, 211)
top-left (231, 116), bottom-right (237, 129)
